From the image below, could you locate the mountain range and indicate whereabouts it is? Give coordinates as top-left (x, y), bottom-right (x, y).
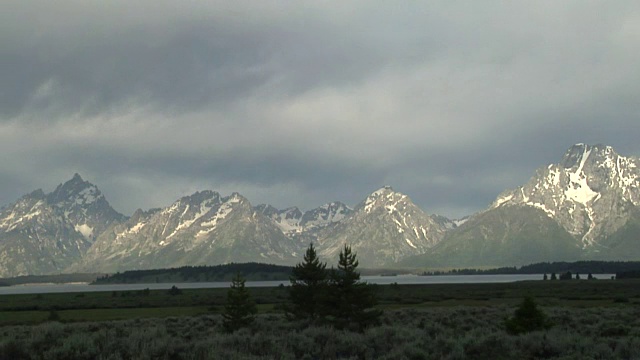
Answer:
top-left (1, 144), bottom-right (640, 277)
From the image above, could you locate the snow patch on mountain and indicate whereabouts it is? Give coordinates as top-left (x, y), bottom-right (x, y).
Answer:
top-left (257, 201), bottom-right (352, 239)
top-left (197, 196), bottom-right (240, 236)
top-left (364, 186), bottom-right (392, 213)
top-left (75, 224), bottom-right (94, 239)
top-left (167, 201), bottom-right (215, 239)
top-left (494, 194), bottom-right (513, 207)
top-left (565, 147), bottom-right (598, 205)
top-left (526, 202), bottom-right (555, 217)
top-left (116, 220), bottom-right (147, 240)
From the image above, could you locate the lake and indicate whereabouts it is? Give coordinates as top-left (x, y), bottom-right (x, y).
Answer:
top-left (0, 274), bottom-right (615, 295)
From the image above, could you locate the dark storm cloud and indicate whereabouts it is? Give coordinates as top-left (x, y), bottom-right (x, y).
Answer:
top-left (2, 22), bottom-right (275, 118)
top-left (1, 2), bottom-right (442, 120)
top-left (1, 1), bottom-right (640, 218)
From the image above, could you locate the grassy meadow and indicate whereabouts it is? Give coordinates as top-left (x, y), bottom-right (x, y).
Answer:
top-left (1, 279), bottom-right (640, 358)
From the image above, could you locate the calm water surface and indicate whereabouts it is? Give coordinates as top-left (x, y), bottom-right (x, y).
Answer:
top-left (0, 274), bottom-right (614, 295)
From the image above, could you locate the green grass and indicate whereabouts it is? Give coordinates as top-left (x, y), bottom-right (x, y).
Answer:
top-left (0, 307), bottom-right (212, 325)
top-left (0, 311), bottom-right (48, 324)
top-left (2, 281), bottom-right (640, 358)
top-left (60, 306), bottom-right (211, 322)
top-left (2, 280), bottom-right (640, 325)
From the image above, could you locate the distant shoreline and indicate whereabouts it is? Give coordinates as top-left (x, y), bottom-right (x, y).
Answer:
top-left (0, 274), bottom-right (104, 287)
top-left (3, 260), bottom-right (640, 286)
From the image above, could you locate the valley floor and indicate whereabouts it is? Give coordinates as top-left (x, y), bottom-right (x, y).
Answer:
top-left (1, 280), bottom-right (640, 359)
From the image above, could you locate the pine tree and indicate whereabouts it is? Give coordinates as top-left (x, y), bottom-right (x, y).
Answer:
top-left (559, 271), bottom-right (572, 280)
top-left (288, 243), bottom-right (328, 322)
top-left (326, 245), bottom-right (381, 331)
top-left (505, 297), bottom-right (552, 334)
top-left (222, 272), bottom-right (257, 333)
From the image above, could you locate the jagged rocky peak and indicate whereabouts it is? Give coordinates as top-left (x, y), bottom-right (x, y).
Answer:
top-left (282, 207), bottom-right (303, 220)
top-left (44, 173), bottom-right (126, 241)
top-left (3, 189), bottom-right (45, 216)
top-left (557, 143), bottom-right (639, 191)
top-left (8, 189), bottom-right (47, 209)
top-left (47, 173), bottom-right (103, 205)
top-left (27, 188), bottom-right (46, 200)
top-left (301, 201), bottom-right (351, 225)
top-left (222, 192), bottom-right (249, 207)
top-left (255, 204), bottom-right (279, 217)
top-left (191, 190), bottom-right (222, 205)
top-left (432, 214), bottom-right (460, 229)
top-left (361, 185), bottom-right (408, 213)
top-left (166, 190), bottom-right (225, 211)
top-left (256, 201), bottom-right (352, 240)
top-left (493, 143), bottom-right (637, 208)
top-left (0, 189), bottom-right (49, 232)
top-left (258, 205), bottom-right (302, 220)
top-left (560, 143), bottom-right (614, 169)
top-left (159, 190), bottom-right (223, 223)
top-left (316, 185), bottom-right (452, 267)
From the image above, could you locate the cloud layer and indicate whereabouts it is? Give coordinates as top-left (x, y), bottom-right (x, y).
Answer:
top-left (2, 1), bottom-right (640, 218)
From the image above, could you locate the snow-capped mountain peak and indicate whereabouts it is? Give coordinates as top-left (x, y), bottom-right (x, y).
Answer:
top-left (75, 189), bottom-right (298, 272)
top-left (47, 173), bottom-right (104, 206)
top-left (363, 185), bottom-right (405, 214)
top-left (492, 143), bottom-right (640, 247)
top-left (45, 174), bottom-right (126, 242)
top-left (316, 186), bottom-right (453, 266)
top-left (0, 190), bottom-right (47, 232)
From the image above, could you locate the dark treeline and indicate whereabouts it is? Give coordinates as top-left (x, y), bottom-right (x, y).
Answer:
top-left (93, 263), bottom-right (293, 284)
top-left (616, 270), bottom-right (640, 279)
top-left (422, 261), bottom-right (640, 276)
top-left (0, 273), bottom-right (105, 286)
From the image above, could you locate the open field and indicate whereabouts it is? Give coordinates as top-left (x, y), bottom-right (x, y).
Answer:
top-left (2, 280), bottom-right (640, 358)
top-left (1, 279), bottom-right (640, 326)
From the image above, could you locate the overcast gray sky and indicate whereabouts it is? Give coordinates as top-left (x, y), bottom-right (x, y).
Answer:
top-left (1, 1), bottom-right (639, 218)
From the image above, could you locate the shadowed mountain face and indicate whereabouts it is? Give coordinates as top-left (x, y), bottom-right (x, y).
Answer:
top-left (401, 205), bottom-right (582, 268)
top-left (3, 144), bottom-right (640, 276)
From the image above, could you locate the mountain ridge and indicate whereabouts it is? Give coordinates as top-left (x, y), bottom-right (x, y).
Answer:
top-left (402, 143), bottom-right (640, 268)
top-left (2, 143), bottom-right (640, 276)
